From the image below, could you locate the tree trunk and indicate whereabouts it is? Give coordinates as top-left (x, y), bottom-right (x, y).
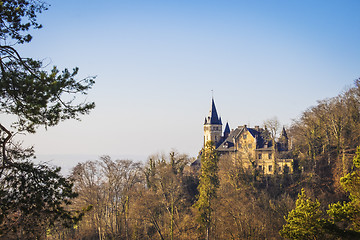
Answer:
top-left (170, 199), bottom-right (174, 240)
top-left (125, 195), bottom-right (129, 240)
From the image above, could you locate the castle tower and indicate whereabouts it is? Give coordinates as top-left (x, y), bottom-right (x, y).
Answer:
top-left (278, 127), bottom-right (289, 151)
top-left (204, 98), bottom-right (222, 146)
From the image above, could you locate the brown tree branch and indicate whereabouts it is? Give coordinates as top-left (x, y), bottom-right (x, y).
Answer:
top-left (0, 123), bottom-right (12, 176)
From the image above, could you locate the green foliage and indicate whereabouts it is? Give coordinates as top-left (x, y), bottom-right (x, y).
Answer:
top-left (0, 61), bottom-right (95, 132)
top-left (0, 0), bottom-right (95, 238)
top-left (326, 146), bottom-right (360, 235)
top-left (340, 147), bottom-right (360, 200)
top-left (0, 1), bottom-right (95, 133)
top-left (0, 0), bottom-right (47, 44)
top-left (0, 160), bottom-right (84, 238)
top-left (353, 146), bottom-right (360, 169)
top-left (327, 201), bottom-right (357, 225)
top-left (194, 141), bottom-right (219, 238)
top-left (281, 146), bottom-right (360, 239)
top-left (280, 189), bottom-right (325, 240)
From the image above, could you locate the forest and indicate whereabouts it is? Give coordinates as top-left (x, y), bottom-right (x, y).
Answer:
top-left (1, 1), bottom-right (360, 239)
top-left (49, 79), bottom-right (360, 240)
top-left (2, 79), bottom-right (360, 239)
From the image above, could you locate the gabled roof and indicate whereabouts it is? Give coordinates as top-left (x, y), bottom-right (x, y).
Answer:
top-left (217, 125), bottom-right (274, 152)
top-left (204, 98), bottom-right (222, 125)
top-left (217, 127), bottom-right (243, 152)
top-left (247, 128), bottom-right (258, 138)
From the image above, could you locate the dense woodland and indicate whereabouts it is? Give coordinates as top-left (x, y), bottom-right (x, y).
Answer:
top-left (42, 80), bottom-right (360, 239)
top-left (1, 1), bottom-right (360, 239)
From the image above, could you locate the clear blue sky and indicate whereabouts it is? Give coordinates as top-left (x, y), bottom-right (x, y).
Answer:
top-left (10, 0), bottom-right (360, 171)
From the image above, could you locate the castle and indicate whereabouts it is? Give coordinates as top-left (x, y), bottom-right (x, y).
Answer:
top-left (193, 98), bottom-right (293, 174)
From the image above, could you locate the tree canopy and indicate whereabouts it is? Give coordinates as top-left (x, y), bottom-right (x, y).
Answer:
top-left (0, 1), bottom-right (95, 238)
top-left (0, 0), bottom-right (95, 133)
top-left (280, 189), bottom-right (324, 240)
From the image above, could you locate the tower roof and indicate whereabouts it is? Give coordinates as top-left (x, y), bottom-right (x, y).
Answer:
top-left (204, 98), bottom-right (222, 125)
top-left (281, 127), bottom-right (288, 139)
top-left (224, 122), bottom-right (230, 134)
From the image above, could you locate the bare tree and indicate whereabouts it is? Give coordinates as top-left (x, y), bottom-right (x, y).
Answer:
top-left (69, 157), bottom-right (142, 240)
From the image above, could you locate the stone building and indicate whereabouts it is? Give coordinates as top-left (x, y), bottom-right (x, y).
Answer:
top-left (193, 98), bottom-right (293, 174)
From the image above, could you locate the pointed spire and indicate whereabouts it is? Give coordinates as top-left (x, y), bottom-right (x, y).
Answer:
top-left (205, 97), bottom-right (222, 125)
top-left (279, 126), bottom-right (289, 151)
top-left (224, 122), bottom-right (230, 134)
top-left (281, 127), bottom-right (288, 139)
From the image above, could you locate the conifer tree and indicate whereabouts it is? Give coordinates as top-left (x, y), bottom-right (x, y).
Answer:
top-left (0, 0), bottom-right (95, 238)
top-left (325, 146), bottom-right (360, 238)
top-left (280, 146), bottom-right (360, 240)
top-left (194, 141), bottom-right (219, 240)
top-left (280, 188), bottom-right (324, 240)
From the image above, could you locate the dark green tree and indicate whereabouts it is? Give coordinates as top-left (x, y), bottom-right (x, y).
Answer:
top-left (0, 0), bottom-right (95, 238)
top-left (0, 0), bottom-right (95, 133)
top-left (194, 141), bottom-right (219, 240)
top-left (0, 160), bottom-right (83, 239)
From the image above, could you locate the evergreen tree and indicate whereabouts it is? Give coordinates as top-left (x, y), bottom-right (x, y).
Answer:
top-left (280, 146), bottom-right (360, 240)
top-left (325, 146), bottom-right (360, 238)
top-left (0, 0), bottom-right (95, 133)
top-left (280, 188), bottom-right (325, 240)
top-left (0, 0), bottom-right (95, 238)
top-left (194, 141), bottom-right (219, 240)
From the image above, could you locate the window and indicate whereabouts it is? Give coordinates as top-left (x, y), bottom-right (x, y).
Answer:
top-left (248, 144), bottom-right (252, 149)
top-left (243, 134), bottom-right (247, 139)
top-left (279, 166), bottom-right (282, 172)
top-left (259, 165), bottom-right (262, 170)
top-left (268, 153), bottom-right (272, 159)
top-left (258, 153), bottom-right (262, 159)
top-left (268, 165), bottom-right (273, 172)
top-left (238, 143), bottom-right (242, 148)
